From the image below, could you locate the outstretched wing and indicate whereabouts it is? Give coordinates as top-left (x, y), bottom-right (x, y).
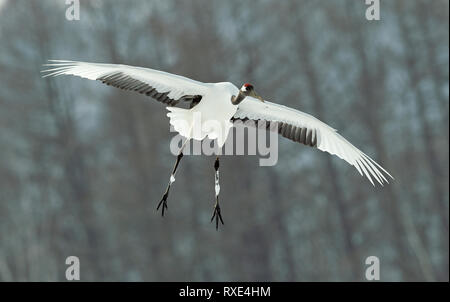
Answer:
top-left (233, 97), bottom-right (393, 186)
top-left (42, 60), bottom-right (208, 106)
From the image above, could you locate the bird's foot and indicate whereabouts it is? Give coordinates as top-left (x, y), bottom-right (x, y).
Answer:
top-left (210, 203), bottom-right (224, 230)
top-left (157, 191), bottom-right (169, 216)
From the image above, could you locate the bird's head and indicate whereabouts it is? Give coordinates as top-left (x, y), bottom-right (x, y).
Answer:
top-left (232, 83), bottom-right (264, 105)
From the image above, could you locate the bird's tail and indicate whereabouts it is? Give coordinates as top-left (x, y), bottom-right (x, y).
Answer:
top-left (166, 107), bottom-right (232, 147)
top-left (166, 107), bottom-right (195, 140)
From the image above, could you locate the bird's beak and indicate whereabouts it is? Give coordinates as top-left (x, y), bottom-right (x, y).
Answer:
top-left (249, 90), bottom-right (264, 102)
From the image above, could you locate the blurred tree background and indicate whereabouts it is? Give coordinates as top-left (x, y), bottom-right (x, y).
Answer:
top-left (0, 0), bottom-right (448, 281)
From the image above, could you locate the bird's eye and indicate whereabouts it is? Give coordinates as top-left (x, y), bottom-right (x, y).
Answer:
top-left (242, 83), bottom-right (253, 91)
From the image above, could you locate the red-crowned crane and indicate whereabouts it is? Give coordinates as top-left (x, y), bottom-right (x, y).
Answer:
top-left (42, 60), bottom-right (393, 229)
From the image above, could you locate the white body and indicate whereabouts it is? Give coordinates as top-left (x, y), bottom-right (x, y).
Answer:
top-left (167, 82), bottom-right (238, 147)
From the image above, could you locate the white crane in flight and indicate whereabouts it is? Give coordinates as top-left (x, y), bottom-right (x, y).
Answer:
top-left (42, 60), bottom-right (393, 229)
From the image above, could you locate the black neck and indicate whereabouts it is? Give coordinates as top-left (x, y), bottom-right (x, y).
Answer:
top-left (232, 92), bottom-right (245, 105)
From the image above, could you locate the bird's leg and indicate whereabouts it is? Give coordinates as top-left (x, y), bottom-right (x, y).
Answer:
top-left (211, 156), bottom-right (224, 230)
top-left (157, 140), bottom-right (187, 216)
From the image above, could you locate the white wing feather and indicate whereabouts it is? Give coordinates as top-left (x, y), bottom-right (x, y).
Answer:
top-left (41, 60), bottom-right (209, 101)
top-left (234, 97), bottom-right (393, 186)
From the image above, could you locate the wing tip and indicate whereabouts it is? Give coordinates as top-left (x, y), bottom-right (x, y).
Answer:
top-left (41, 60), bottom-right (76, 78)
top-left (371, 171), bottom-right (394, 187)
